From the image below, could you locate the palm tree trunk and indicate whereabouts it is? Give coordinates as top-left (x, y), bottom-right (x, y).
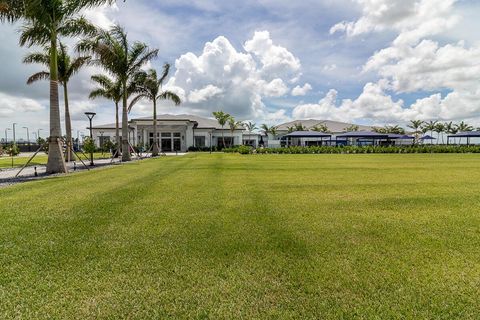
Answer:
top-left (121, 80), bottom-right (131, 162)
top-left (63, 82), bottom-right (75, 162)
top-left (46, 33), bottom-right (67, 174)
top-left (115, 101), bottom-right (120, 156)
top-left (152, 99), bottom-right (159, 156)
top-left (222, 126), bottom-right (225, 149)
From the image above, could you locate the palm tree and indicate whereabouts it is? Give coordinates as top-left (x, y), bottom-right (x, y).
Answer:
top-left (80, 24), bottom-right (158, 161)
top-left (433, 122), bottom-right (445, 144)
top-left (444, 121), bottom-right (458, 145)
top-left (228, 117), bottom-right (242, 147)
top-left (455, 121), bottom-right (473, 144)
top-left (244, 121), bottom-right (257, 146)
top-left (130, 65), bottom-right (181, 156)
top-left (455, 121), bottom-right (473, 132)
top-left (23, 42), bottom-right (90, 161)
top-left (212, 111), bottom-right (231, 148)
top-left (89, 75), bottom-right (122, 151)
top-left (423, 120), bottom-right (438, 138)
top-left (408, 120), bottom-right (424, 143)
top-left (1, 0), bottom-right (112, 173)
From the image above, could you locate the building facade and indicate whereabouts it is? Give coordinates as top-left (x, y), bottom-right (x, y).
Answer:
top-left (91, 115), bottom-right (414, 151)
top-left (91, 114), bottom-right (261, 152)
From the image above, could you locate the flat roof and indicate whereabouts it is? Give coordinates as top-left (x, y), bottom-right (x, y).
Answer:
top-left (448, 131), bottom-right (480, 138)
top-left (284, 131), bottom-right (331, 138)
top-left (336, 131), bottom-right (389, 139)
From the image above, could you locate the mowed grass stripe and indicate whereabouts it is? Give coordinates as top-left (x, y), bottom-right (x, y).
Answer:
top-left (0, 154), bottom-right (479, 319)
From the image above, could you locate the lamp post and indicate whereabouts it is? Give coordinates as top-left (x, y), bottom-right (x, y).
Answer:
top-left (23, 126), bottom-right (30, 151)
top-left (85, 112), bottom-right (96, 166)
top-left (12, 123), bottom-right (17, 144)
top-left (37, 128), bottom-right (43, 139)
top-left (5, 128), bottom-right (11, 143)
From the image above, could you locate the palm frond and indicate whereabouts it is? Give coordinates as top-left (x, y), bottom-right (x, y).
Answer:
top-left (58, 16), bottom-right (96, 38)
top-left (128, 94), bottom-right (147, 113)
top-left (23, 51), bottom-right (50, 66)
top-left (19, 22), bottom-right (50, 47)
top-left (158, 63), bottom-right (170, 86)
top-left (157, 91), bottom-right (181, 105)
top-left (27, 71), bottom-right (50, 84)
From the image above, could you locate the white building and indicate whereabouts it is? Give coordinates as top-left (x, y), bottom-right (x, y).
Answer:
top-left (91, 115), bottom-right (413, 151)
top-left (91, 114), bottom-right (261, 152)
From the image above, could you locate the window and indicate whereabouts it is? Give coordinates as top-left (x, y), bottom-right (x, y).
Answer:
top-left (173, 132), bottom-right (181, 138)
top-left (195, 136), bottom-right (206, 147)
top-left (161, 132), bottom-right (171, 138)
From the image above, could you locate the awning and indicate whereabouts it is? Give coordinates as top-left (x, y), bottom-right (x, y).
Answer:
top-left (447, 131), bottom-right (480, 138)
top-left (284, 131), bottom-right (332, 138)
top-left (335, 131), bottom-right (389, 139)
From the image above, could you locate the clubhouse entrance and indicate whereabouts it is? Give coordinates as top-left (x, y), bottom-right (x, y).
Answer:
top-left (149, 132), bottom-right (182, 152)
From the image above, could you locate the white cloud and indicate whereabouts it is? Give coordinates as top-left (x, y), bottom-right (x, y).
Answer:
top-left (330, 0), bottom-right (459, 46)
top-left (188, 85), bottom-right (223, 103)
top-left (291, 83), bottom-right (312, 96)
top-left (0, 92), bottom-right (44, 116)
top-left (167, 31), bottom-right (302, 119)
top-left (324, 0), bottom-right (480, 124)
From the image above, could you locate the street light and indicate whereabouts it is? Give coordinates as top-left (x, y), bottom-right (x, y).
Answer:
top-left (5, 128), bottom-right (11, 143)
top-left (37, 128), bottom-right (43, 139)
top-left (23, 126), bottom-right (30, 151)
top-left (12, 123), bottom-right (17, 144)
top-left (85, 112), bottom-right (96, 166)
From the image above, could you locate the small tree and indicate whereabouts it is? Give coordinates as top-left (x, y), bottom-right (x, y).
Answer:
top-left (228, 117), bottom-right (242, 147)
top-left (213, 111), bottom-right (231, 148)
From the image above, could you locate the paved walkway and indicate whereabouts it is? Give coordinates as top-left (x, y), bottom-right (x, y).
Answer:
top-left (0, 153), bottom-right (186, 187)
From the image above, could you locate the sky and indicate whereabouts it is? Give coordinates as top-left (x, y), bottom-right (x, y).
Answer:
top-left (1, 0), bottom-right (480, 141)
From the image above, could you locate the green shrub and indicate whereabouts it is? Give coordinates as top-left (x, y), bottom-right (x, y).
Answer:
top-left (238, 145), bottom-right (480, 155)
top-left (6, 144), bottom-right (20, 156)
top-left (82, 137), bottom-right (96, 154)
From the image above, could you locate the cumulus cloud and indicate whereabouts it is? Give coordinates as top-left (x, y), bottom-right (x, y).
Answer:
top-left (330, 0), bottom-right (459, 46)
top-left (166, 31), bottom-right (302, 119)
top-left (323, 0), bottom-right (480, 124)
top-left (0, 92), bottom-right (44, 117)
top-left (291, 83), bottom-right (312, 96)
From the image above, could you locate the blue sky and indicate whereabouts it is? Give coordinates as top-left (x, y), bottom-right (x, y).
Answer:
top-left (1, 0), bottom-right (480, 141)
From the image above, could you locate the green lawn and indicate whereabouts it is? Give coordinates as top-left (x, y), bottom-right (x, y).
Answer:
top-left (1, 154), bottom-right (480, 319)
top-left (0, 152), bottom-right (112, 169)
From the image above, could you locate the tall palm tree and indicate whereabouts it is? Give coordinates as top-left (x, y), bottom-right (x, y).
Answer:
top-left (433, 122), bottom-right (445, 144)
top-left (89, 74), bottom-right (122, 150)
top-left (244, 121), bottom-right (257, 146)
top-left (228, 117), bottom-right (242, 147)
top-left (23, 42), bottom-right (90, 161)
top-left (0, 0), bottom-right (112, 173)
top-left (455, 121), bottom-right (473, 144)
top-left (130, 65), bottom-right (181, 156)
top-left (80, 25), bottom-right (158, 161)
top-left (212, 111), bottom-right (231, 148)
top-left (423, 120), bottom-right (438, 138)
top-left (444, 121), bottom-right (458, 145)
top-left (455, 121), bottom-right (473, 132)
top-left (408, 120), bottom-right (424, 143)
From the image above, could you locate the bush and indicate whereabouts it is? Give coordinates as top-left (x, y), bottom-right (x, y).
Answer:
top-left (232, 145), bottom-right (480, 155)
top-left (82, 137), bottom-right (96, 154)
top-left (6, 144), bottom-right (20, 156)
top-left (188, 146), bottom-right (221, 152)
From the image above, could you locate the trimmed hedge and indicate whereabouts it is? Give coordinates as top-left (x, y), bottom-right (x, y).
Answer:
top-left (224, 145), bottom-right (480, 154)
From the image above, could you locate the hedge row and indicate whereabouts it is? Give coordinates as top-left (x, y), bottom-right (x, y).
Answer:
top-left (223, 145), bottom-right (480, 154)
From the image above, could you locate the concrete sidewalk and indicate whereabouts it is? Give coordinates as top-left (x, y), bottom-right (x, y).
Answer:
top-left (0, 153), bottom-right (186, 187)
